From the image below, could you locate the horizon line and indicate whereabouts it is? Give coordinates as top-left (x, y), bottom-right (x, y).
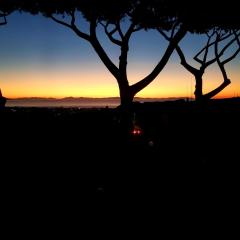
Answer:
top-left (6, 96), bottom-right (192, 100)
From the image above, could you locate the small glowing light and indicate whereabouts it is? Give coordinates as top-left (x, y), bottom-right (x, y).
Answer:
top-left (131, 126), bottom-right (143, 136)
top-left (148, 140), bottom-right (154, 147)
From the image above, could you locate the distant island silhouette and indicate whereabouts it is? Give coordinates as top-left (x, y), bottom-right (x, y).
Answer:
top-left (6, 96), bottom-right (190, 107)
top-left (7, 96), bottom-right (188, 101)
top-left (5, 96), bottom-right (239, 108)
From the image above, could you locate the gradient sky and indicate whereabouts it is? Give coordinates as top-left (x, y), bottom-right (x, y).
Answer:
top-left (0, 12), bottom-right (239, 99)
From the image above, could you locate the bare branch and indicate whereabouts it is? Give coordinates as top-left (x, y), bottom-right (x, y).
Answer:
top-left (176, 46), bottom-right (198, 74)
top-left (215, 31), bottom-right (240, 66)
top-left (70, 10), bottom-right (75, 26)
top-left (157, 28), bottom-right (171, 41)
top-left (204, 79), bottom-right (231, 99)
top-left (221, 30), bottom-right (233, 39)
top-left (202, 35), bottom-right (212, 64)
top-left (222, 47), bottom-right (240, 65)
top-left (170, 20), bottom-right (180, 39)
top-left (130, 25), bottom-right (187, 95)
top-left (118, 23), bottom-right (137, 80)
top-left (215, 33), bottom-right (228, 81)
top-left (204, 57), bottom-right (217, 68)
top-left (218, 31), bottom-right (240, 57)
top-left (124, 22), bottom-right (136, 41)
top-left (89, 20), bottom-right (119, 80)
top-left (158, 21), bottom-right (181, 42)
top-left (194, 32), bottom-right (232, 62)
top-left (203, 29), bottom-right (233, 99)
top-left (116, 21), bottom-right (124, 39)
top-left (50, 14), bottom-right (72, 28)
top-left (204, 31), bottom-right (240, 68)
top-left (50, 13), bottom-right (90, 41)
top-left (195, 32), bottom-right (215, 65)
top-left (100, 21), bottom-right (122, 46)
top-left (234, 30), bottom-right (240, 47)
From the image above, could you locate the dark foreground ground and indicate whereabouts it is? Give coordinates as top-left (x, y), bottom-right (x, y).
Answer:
top-left (1, 98), bottom-right (240, 224)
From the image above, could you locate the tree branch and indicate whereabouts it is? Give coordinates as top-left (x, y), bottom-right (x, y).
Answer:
top-left (221, 31), bottom-right (240, 65)
top-left (194, 32), bottom-right (232, 62)
top-left (170, 20), bottom-right (180, 39)
top-left (234, 30), bottom-right (240, 48)
top-left (203, 80), bottom-right (231, 99)
top-left (116, 21), bottom-right (124, 39)
top-left (218, 31), bottom-right (240, 58)
top-left (215, 31), bottom-right (240, 80)
top-left (157, 28), bottom-right (171, 41)
top-left (130, 25), bottom-right (187, 95)
top-left (50, 12), bottom-right (90, 41)
top-left (50, 15), bottom-right (72, 28)
top-left (176, 46), bottom-right (198, 74)
top-left (215, 34), bottom-right (228, 81)
top-left (118, 23), bottom-right (136, 81)
top-left (194, 32), bottom-right (214, 65)
top-left (100, 21), bottom-right (122, 46)
top-left (124, 22), bottom-right (136, 41)
top-left (202, 30), bottom-right (233, 100)
top-left (203, 31), bottom-right (240, 68)
top-left (204, 57), bottom-right (218, 68)
top-left (89, 20), bottom-right (120, 80)
top-left (202, 34), bottom-right (213, 65)
top-left (158, 26), bottom-right (197, 74)
top-left (222, 47), bottom-right (240, 65)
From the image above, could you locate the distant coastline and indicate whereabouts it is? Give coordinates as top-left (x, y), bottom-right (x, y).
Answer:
top-left (6, 96), bottom-right (188, 108)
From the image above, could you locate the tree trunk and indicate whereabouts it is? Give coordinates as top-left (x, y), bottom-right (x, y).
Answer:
top-left (194, 75), bottom-right (203, 102)
top-left (119, 85), bottom-right (134, 108)
top-left (117, 82), bottom-right (134, 137)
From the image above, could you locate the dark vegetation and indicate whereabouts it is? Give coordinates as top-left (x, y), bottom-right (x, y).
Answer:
top-left (1, 99), bottom-right (239, 206)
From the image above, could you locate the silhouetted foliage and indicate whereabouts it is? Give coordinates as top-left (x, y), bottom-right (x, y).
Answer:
top-left (174, 0), bottom-right (240, 32)
top-left (0, 1), bottom-right (17, 108)
top-left (0, 0), bottom-right (16, 25)
top-left (0, 88), bottom-right (6, 108)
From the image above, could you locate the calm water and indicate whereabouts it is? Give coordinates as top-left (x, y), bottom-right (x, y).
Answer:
top-left (6, 99), bottom-right (120, 108)
top-left (6, 97), bottom-right (182, 108)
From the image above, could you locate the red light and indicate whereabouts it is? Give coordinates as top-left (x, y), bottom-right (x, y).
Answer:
top-left (132, 127), bottom-right (142, 136)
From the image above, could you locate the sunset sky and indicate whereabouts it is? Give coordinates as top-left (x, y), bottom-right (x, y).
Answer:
top-left (0, 12), bottom-right (239, 99)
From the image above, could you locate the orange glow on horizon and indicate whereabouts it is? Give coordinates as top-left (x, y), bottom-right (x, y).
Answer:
top-left (0, 63), bottom-right (239, 99)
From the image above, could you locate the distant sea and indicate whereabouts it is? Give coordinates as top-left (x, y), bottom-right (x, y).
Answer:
top-left (6, 97), bottom-right (186, 108)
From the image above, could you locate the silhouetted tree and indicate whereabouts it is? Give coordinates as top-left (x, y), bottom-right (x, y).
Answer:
top-left (16, 0), bottom-right (187, 108)
top-left (0, 0), bottom-right (17, 24)
top-left (155, 0), bottom-right (240, 102)
top-left (0, 1), bottom-right (17, 109)
top-left (0, 88), bottom-right (6, 108)
top-left (159, 29), bottom-right (240, 101)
